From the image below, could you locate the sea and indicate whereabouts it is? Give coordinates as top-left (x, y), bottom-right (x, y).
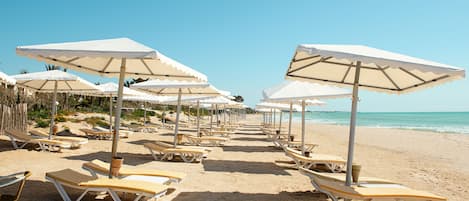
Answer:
top-left (287, 111), bottom-right (469, 134)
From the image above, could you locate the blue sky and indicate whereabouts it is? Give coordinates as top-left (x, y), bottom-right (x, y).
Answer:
top-left (0, 0), bottom-right (468, 112)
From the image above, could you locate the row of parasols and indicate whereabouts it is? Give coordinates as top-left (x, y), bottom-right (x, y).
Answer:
top-left (254, 44), bottom-right (465, 186)
top-left (5, 38), bottom-right (247, 178)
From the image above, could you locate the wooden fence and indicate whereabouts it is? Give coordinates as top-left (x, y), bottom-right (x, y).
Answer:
top-left (0, 103), bottom-right (28, 134)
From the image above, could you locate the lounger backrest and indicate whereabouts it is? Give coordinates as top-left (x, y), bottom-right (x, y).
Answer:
top-left (46, 169), bottom-right (96, 186)
top-left (83, 159), bottom-right (110, 175)
top-left (29, 129), bottom-right (48, 137)
top-left (153, 141), bottom-right (173, 148)
top-left (143, 142), bottom-right (167, 151)
top-left (5, 129), bottom-right (34, 141)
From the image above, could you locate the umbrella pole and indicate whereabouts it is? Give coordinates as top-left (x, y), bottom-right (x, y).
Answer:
top-left (223, 105), bottom-right (226, 126)
top-left (196, 100), bottom-right (200, 137)
top-left (345, 61), bottom-right (362, 186)
top-left (109, 94), bottom-right (113, 133)
top-left (210, 106), bottom-right (213, 132)
top-left (109, 58), bottom-right (126, 178)
top-left (273, 109), bottom-right (276, 129)
top-left (49, 80), bottom-right (58, 140)
top-left (301, 100), bottom-right (306, 155)
top-left (288, 102), bottom-right (293, 144)
top-left (279, 111), bottom-right (283, 132)
top-left (215, 104), bottom-right (219, 126)
top-left (173, 88), bottom-right (182, 147)
top-left (143, 102), bottom-right (147, 126)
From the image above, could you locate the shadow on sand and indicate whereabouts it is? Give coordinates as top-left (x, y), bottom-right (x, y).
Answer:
top-left (222, 145), bottom-right (282, 153)
top-left (232, 137), bottom-right (268, 142)
top-left (203, 160), bottom-right (291, 175)
top-left (63, 151), bottom-right (151, 166)
top-left (172, 191), bottom-right (327, 201)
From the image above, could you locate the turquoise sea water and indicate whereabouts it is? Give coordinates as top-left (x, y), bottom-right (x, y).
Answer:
top-left (288, 111), bottom-right (469, 134)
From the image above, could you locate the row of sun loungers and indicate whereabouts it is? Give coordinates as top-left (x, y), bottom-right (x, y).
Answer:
top-left (262, 122), bottom-right (448, 201)
top-left (4, 129), bottom-right (73, 152)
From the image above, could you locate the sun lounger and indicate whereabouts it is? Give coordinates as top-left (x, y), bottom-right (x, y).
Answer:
top-left (201, 129), bottom-right (233, 137)
top-left (82, 159), bottom-right (186, 184)
top-left (184, 134), bottom-right (229, 146)
top-left (29, 129), bottom-right (88, 148)
top-left (284, 147), bottom-right (345, 173)
top-left (299, 167), bottom-right (446, 201)
top-left (95, 126), bottom-right (131, 138)
top-left (45, 169), bottom-right (168, 201)
top-left (0, 171), bottom-right (31, 201)
top-left (155, 141), bottom-right (213, 152)
top-left (143, 142), bottom-right (207, 163)
top-left (276, 140), bottom-right (318, 152)
top-left (79, 128), bottom-right (112, 140)
top-left (4, 129), bottom-right (71, 152)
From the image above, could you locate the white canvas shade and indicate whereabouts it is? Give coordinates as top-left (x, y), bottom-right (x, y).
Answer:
top-left (0, 71), bottom-right (16, 85)
top-left (262, 80), bottom-right (350, 155)
top-left (12, 70), bottom-right (99, 139)
top-left (131, 79), bottom-right (221, 145)
top-left (285, 44), bottom-right (466, 186)
top-left (16, 38), bottom-right (207, 178)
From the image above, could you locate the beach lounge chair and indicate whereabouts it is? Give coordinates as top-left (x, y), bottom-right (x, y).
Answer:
top-left (299, 167), bottom-right (446, 201)
top-left (82, 159), bottom-right (186, 184)
top-left (79, 128), bottom-right (112, 140)
top-left (201, 129), bottom-right (233, 137)
top-left (95, 126), bottom-right (131, 138)
top-left (276, 139), bottom-right (318, 152)
top-left (4, 129), bottom-right (71, 152)
top-left (0, 171), bottom-right (31, 201)
top-left (143, 142), bottom-right (207, 163)
top-left (155, 141), bottom-right (213, 153)
top-left (284, 147), bottom-right (345, 173)
top-left (29, 129), bottom-right (88, 148)
top-left (45, 169), bottom-right (168, 201)
top-left (184, 134), bottom-right (229, 146)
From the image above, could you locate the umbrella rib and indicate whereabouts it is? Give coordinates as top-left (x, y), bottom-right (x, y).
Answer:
top-left (292, 55), bottom-right (320, 63)
top-left (288, 56), bottom-right (332, 74)
top-left (398, 67), bottom-right (426, 82)
top-left (400, 74), bottom-right (450, 91)
top-left (101, 58), bottom-right (114, 72)
top-left (322, 61), bottom-right (380, 70)
top-left (287, 74), bottom-right (399, 91)
top-left (140, 59), bottom-right (154, 75)
top-left (37, 80), bottom-right (48, 91)
top-left (377, 65), bottom-right (400, 90)
top-left (341, 62), bottom-right (353, 83)
top-left (40, 55), bottom-right (105, 73)
top-left (65, 57), bottom-right (80, 63)
top-left (64, 80), bottom-right (73, 90)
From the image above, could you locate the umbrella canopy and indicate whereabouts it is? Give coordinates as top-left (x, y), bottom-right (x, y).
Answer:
top-left (11, 70), bottom-right (98, 93)
top-left (256, 102), bottom-right (301, 111)
top-left (130, 79), bottom-right (220, 95)
top-left (12, 70), bottom-right (99, 139)
top-left (131, 79), bottom-right (221, 146)
top-left (0, 71), bottom-right (16, 85)
top-left (95, 82), bottom-right (149, 97)
top-left (285, 44), bottom-right (465, 186)
top-left (16, 38), bottom-right (208, 178)
top-left (285, 44), bottom-right (465, 94)
top-left (16, 38), bottom-right (207, 81)
top-left (263, 80), bottom-right (351, 102)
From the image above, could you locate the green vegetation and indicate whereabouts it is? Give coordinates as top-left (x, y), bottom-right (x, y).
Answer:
top-left (36, 119), bottom-right (50, 128)
top-left (84, 116), bottom-right (109, 128)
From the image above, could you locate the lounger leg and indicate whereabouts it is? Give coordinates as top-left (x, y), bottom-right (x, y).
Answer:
top-left (107, 190), bottom-right (122, 201)
top-left (309, 180), bottom-right (338, 201)
top-left (147, 148), bottom-right (159, 160)
top-left (76, 189), bottom-right (90, 201)
top-left (50, 179), bottom-right (72, 201)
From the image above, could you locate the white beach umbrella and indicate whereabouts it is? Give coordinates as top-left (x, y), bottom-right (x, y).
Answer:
top-left (16, 38), bottom-right (207, 178)
top-left (12, 70), bottom-right (99, 139)
top-left (285, 44), bottom-right (465, 186)
top-left (131, 79), bottom-right (221, 146)
top-left (262, 80), bottom-right (350, 154)
top-left (0, 71), bottom-right (16, 85)
top-left (91, 82), bottom-right (152, 132)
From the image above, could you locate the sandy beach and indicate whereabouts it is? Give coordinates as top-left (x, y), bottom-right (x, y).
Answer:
top-left (0, 114), bottom-right (468, 201)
